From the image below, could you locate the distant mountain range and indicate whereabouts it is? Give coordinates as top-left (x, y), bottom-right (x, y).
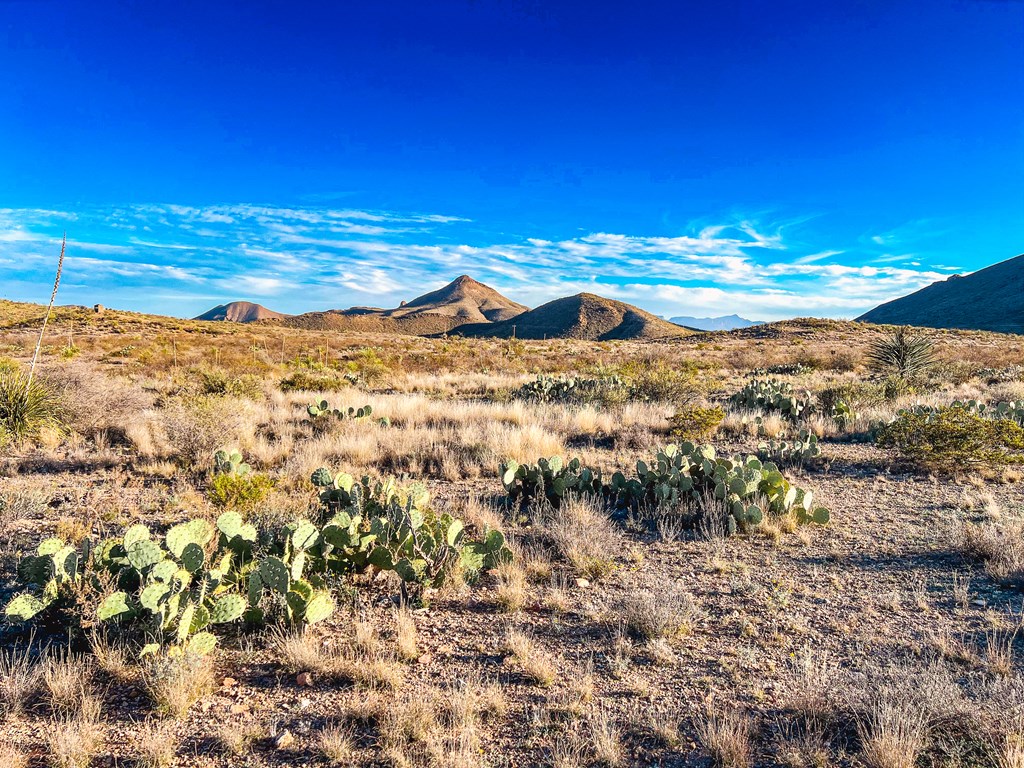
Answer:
top-left (194, 276), bottom-right (690, 340)
top-left (858, 253), bottom-right (1024, 334)
top-left (669, 314), bottom-right (764, 331)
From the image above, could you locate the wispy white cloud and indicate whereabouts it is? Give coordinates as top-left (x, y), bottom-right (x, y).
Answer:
top-left (0, 202), bottom-right (956, 320)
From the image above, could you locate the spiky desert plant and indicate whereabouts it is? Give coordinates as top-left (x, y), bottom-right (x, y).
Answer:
top-left (866, 327), bottom-right (935, 379)
top-left (0, 370), bottom-right (61, 444)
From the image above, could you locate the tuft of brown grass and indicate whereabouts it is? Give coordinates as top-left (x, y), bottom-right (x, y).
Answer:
top-left (47, 695), bottom-right (103, 768)
top-left (504, 628), bottom-right (557, 687)
top-left (319, 723), bottom-right (357, 765)
top-left (494, 560), bottom-right (528, 613)
top-left (144, 652), bottom-right (216, 719)
top-left (89, 631), bottom-right (134, 682)
top-left (135, 719), bottom-right (178, 768)
top-left (542, 495), bottom-right (620, 581)
top-left (0, 742), bottom-right (28, 768)
top-left (619, 580), bottom-right (697, 640)
top-left (696, 709), bottom-right (754, 768)
top-left (393, 607), bottom-right (419, 662)
top-left (0, 643), bottom-right (40, 719)
top-left (857, 698), bottom-right (928, 768)
top-left (214, 722), bottom-right (260, 756)
top-left (43, 649), bottom-right (93, 718)
top-left (589, 706), bottom-right (625, 767)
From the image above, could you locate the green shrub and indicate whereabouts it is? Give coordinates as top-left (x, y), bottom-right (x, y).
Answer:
top-left (197, 368), bottom-right (264, 399)
top-left (279, 370), bottom-right (350, 392)
top-left (668, 405), bottom-right (724, 441)
top-left (619, 359), bottom-right (707, 403)
top-left (207, 472), bottom-right (273, 511)
top-left (876, 406), bottom-right (1024, 473)
top-left (0, 371), bottom-right (62, 443)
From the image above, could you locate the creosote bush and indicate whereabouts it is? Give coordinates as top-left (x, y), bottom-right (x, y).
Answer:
top-left (668, 404), bottom-right (724, 441)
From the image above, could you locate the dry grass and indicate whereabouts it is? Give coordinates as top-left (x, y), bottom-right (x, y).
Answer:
top-left (143, 652), bottom-right (216, 719)
top-left (393, 607), bottom-right (419, 662)
top-left (589, 706), bottom-right (625, 767)
top-left (0, 742), bottom-right (28, 768)
top-left (494, 559), bottom-right (528, 612)
top-left (43, 650), bottom-right (93, 718)
top-left (619, 580), bottom-right (697, 640)
top-left (504, 628), bottom-right (557, 687)
top-left (135, 719), bottom-right (178, 768)
top-left (214, 722), bottom-right (260, 756)
top-left (959, 519), bottom-right (1024, 584)
top-left (47, 695), bottom-right (103, 768)
top-left (542, 495), bottom-right (621, 580)
top-left (857, 698), bottom-right (928, 768)
top-left (696, 708), bottom-right (754, 768)
top-left (88, 631), bottom-right (134, 681)
top-left (319, 723), bottom-right (357, 765)
top-left (0, 643), bottom-right (40, 719)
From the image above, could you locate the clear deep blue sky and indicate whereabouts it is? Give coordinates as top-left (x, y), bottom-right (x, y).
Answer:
top-left (1, 0), bottom-right (1022, 319)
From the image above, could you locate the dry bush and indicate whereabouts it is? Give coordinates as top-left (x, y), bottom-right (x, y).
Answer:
top-left (144, 652), bottom-right (215, 719)
top-left (619, 580), bottom-right (697, 640)
top-left (214, 721), bottom-right (260, 756)
top-left (541, 495), bottom-right (620, 580)
top-left (857, 698), bottom-right (928, 768)
top-left (786, 650), bottom-right (834, 724)
top-left (135, 719), bottom-right (178, 768)
top-left (504, 628), bottom-right (557, 687)
top-left (696, 709), bottom-right (754, 768)
top-left (42, 364), bottom-right (152, 440)
top-left (0, 643), bottom-right (40, 719)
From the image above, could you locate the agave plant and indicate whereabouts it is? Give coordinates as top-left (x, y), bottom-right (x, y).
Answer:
top-left (866, 327), bottom-right (935, 379)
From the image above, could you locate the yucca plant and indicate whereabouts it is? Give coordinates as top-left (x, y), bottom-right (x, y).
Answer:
top-left (0, 370), bottom-right (62, 443)
top-left (866, 327), bottom-right (935, 379)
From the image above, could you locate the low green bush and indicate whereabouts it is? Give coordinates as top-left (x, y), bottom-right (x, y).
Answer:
top-left (668, 405), bottom-right (724, 441)
top-left (279, 370), bottom-right (350, 392)
top-left (876, 405), bottom-right (1024, 473)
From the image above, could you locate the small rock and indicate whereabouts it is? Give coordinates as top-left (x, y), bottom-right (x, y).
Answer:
top-left (296, 672), bottom-right (314, 687)
top-left (575, 578), bottom-right (590, 588)
top-left (229, 702), bottom-right (250, 714)
top-left (299, 697), bottom-right (312, 710)
top-left (417, 653), bottom-right (433, 665)
top-left (221, 676), bottom-right (237, 688)
top-left (275, 730), bottom-right (295, 750)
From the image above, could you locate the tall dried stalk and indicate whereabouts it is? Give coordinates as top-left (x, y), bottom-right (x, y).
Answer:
top-left (26, 232), bottom-right (66, 391)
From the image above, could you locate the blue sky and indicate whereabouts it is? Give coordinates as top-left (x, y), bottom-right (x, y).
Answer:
top-left (1, 1), bottom-right (1022, 320)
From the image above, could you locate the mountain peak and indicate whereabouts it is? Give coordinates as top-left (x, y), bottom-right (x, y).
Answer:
top-left (194, 301), bottom-right (286, 323)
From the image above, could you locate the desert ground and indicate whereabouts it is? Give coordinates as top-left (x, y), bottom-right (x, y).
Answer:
top-left (1, 300), bottom-right (1023, 768)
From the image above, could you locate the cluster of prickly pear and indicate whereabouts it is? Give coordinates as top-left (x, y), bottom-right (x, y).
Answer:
top-left (5, 535), bottom-right (90, 622)
top-left (514, 374), bottom-right (627, 406)
top-left (502, 443), bottom-right (830, 535)
top-left (749, 363), bottom-right (812, 377)
top-left (730, 378), bottom-right (812, 419)
top-left (500, 456), bottom-right (603, 507)
top-left (758, 429), bottom-right (822, 467)
top-left (311, 467), bottom-right (512, 587)
top-left (900, 399), bottom-right (1024, 428)
top-left (307, 400), bottom-right (390, 426)
top-left (214, 449), bottom-right (251, 477)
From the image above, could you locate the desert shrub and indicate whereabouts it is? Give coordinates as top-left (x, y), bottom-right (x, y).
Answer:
top-left (0, 370), bottom-right (62, 443)
top-left (866, 327), bottom-right (935, 379)
top-left (206, 472), bottom-right (273, 511)
top-left (619, 359), bottom-right (707, 403)
top-left (668, 405), bottom-right (724, 441)
top-left (41, 364), bottom-right (151, 440)
top-left (162, 394), bottom-right (238, 465)
top-left (196, 368), bottom-right (264, 399)
top-left (280, 370), bottom-right (350, 392)
top-left (957, 519), bottom-right (1024, 586)
top-left (344, 347), bottom-right (392, 385)
top-left (876, 406), bottom-right (1024, 473)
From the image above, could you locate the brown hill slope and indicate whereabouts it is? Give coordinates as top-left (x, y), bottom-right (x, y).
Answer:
top-left (460, 293), bottom-right (692, 340)
top-left (858, 254), bottom-right (1024, 334)
top-left (280, 275), bottom-right (527, 335)
top-left (194, 301), bottom-right (286, 323)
